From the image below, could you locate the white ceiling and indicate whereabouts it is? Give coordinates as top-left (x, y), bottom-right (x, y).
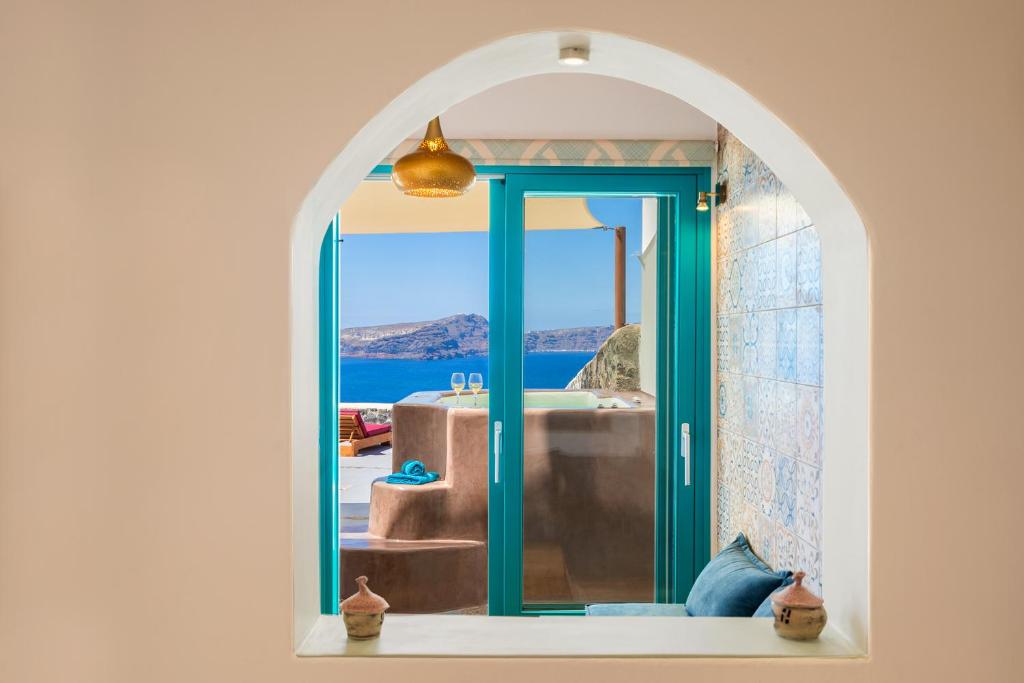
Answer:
top-left (432, 74), bottom-right (718, 141)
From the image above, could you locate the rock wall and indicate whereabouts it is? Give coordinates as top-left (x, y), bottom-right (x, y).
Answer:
top-left (339, 403), bottom-right (393, 425)
top-left (566, 324), bottom-right (641, 392)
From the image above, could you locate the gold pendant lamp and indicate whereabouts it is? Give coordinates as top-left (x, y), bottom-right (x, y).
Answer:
top-left (392, 117), bottom-right (476, 197)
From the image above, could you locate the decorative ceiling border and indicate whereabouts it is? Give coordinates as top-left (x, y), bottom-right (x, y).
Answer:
top-left (384, 139), bottom-right (715, 167)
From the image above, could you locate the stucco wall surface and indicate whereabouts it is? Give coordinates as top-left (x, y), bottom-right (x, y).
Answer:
top-left (1, 1), bottom-right (1021, 681)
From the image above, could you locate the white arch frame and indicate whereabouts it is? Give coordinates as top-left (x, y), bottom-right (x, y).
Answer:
top-left (290, 31), bottom-right (869, 652)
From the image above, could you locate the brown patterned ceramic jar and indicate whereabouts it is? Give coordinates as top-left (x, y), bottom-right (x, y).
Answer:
top-left (340, 576), bottom-right (389, 639)
top-left (771, 571), bottom-right (827, 640)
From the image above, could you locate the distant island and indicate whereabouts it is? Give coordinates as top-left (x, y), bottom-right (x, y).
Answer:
top-left (339, 314), bottom-right (614, 360)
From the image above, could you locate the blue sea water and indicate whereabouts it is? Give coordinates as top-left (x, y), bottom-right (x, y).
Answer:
top-left (339, 352), bottom-right (595, 404)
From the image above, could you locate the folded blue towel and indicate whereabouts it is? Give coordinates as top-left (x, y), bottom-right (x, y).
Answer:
top-left (385, 459), bottom-right (439, 485)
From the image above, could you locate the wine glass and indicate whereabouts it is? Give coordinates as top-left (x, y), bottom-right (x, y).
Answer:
top-left (450, 372), bottom-right (466, 408)
top-left (468, 372), bottom-right (483, 407)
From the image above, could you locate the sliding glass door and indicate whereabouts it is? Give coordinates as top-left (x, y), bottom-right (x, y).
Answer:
top-left (488, 171), bottom-right (710, 616)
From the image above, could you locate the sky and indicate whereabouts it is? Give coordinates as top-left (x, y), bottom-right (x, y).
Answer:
top-left (338, 197), bottom-right (644, 331)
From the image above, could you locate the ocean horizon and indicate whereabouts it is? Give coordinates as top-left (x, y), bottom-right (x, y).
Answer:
top-left (339, 351), bottom-right (595, 404)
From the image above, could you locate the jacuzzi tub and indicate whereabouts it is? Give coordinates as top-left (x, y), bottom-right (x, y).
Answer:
top-left (436, 389), bottom-right (634, 410)
top-left (356, 387), bottom-right (657, 612)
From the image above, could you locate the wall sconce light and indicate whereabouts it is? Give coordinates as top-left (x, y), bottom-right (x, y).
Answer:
top-left (696, 181), bottom-right (728, 212)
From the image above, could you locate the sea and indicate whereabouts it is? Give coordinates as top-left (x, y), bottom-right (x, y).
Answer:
top-left (339, 351), bottom-right (595, 404)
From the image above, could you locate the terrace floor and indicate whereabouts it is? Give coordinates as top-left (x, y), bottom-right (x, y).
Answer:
top-left (339, 444), bottom-right (391, 534)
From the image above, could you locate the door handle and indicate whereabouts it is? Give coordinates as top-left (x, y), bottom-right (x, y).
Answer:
top-left (681, 423), bottom-right (691, 487)
top-left (493, 421), bottom-right (503, 484)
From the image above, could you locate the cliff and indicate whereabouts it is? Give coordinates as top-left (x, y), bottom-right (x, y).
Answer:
top-left (566, 324), bottom-right (641, 391)
top-left (340, 314), bottom-right (488, 360)
top-left (340, 314), bottom-right (613, 360)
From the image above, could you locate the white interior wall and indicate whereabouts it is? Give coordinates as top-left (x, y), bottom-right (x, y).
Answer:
top-left (437, 73), bottom-right (717, 140)
top-left (639, 197), bottom-right (658, 394)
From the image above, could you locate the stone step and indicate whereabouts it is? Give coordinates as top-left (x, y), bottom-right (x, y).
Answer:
top-left (339, 533), bottom-right (486, 614)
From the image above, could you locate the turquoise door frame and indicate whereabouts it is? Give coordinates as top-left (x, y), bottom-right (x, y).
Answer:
top-left (318, 215), bottom-right (340, 614)
top-left (487, 169), bottom-right (711, 616)
top-left (318, 167), bottom-right (709, 616)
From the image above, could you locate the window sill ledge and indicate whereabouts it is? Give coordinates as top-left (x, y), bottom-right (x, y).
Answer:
top-left (297, 614), bottom-right (864, 658)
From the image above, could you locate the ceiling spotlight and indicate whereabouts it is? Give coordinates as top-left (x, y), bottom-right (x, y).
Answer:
top-left (558, 46), bottom-right (590, 66)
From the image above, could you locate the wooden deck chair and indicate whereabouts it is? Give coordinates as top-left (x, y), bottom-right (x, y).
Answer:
top-left (338, 408), bottom-right (392, 457)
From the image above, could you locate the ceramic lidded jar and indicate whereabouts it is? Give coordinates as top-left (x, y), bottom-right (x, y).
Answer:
top-left (770, 571), bottom-right (827, 640)
top-left (340, 576), bottom-right (390, 640)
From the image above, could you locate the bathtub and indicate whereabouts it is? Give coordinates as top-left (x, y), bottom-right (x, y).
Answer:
top-left (436, 389), bottom-right (635, 410)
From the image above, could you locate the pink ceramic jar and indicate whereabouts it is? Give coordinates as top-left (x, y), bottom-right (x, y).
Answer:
top-left (770, 571), bottom-right (827, 640)
top-left (340, 576), bottom-right (390, 639)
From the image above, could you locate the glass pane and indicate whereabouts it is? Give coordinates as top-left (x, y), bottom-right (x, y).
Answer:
top-left (336, 180), bottom-right (491, 614)
top-left (521, 195), bottom-right (659, 606)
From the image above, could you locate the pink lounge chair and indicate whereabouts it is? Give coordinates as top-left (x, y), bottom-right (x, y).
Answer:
top-left (338, 409), bottom-right (392, 457)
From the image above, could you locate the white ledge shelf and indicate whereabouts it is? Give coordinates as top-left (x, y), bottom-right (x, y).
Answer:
top-left (298, 614), bottom-right (863, 658)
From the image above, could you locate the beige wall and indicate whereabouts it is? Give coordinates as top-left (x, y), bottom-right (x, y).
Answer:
top-left (1, 1), bottom-right (1021, 681)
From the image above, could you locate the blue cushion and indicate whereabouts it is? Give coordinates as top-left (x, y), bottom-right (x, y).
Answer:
top-left (685, 533), bottom-right (792, 617)
top-left (585, 603), bottom-right (690, 616)
top-left (753, 575), bottom-right (795, 617)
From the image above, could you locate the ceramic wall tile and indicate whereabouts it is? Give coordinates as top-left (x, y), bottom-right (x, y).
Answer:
top-left (776, 231), bottom-right (797, 309)
top-left (797, 227), bottom-right (822, 305)
top-left (716, 422), bottom-right (725, 457)
top-left (741, 312), bottom-right (759, 375)
top-left (755, 310), bottom-right (777, 379)
top-left (756, 169), bottom-right (778, 245)
top-left (742, 375), bottom-right (759, 440)
top-left (729, 375), bottom-right (743, 431)
top-left (774, 453), bottom-right (797, 531)
top-left (730, 254), bottom-right (743, 314)
top-left (776, 188), bottom-right (799, 236)
top-left (741, 438), bottom-right (760, 507)
top-left (730, 477), bottom-right (746, 537)
top-left (717, 315), bottom-right (730, 374)
top-left (752, 511), bottom-right (774, 566)
top-left (728, 315), bottom-right (743, 374)
top-left (739, 249), bottom-right (757, 312)
top-left (796, 305), bottom-right (822, 386)
top-left (796, 537), bottom-right (823, 594)
top-left (776, 309), bottom-right (798, 382)
top-left (774, 522), bottom-right (798, 572)
top-left (796, 384), bottom-right (823, 467)
top-left (717, 425), bottom-right (738, 475)
top-left (717, 257), bottom-right (731, 314)
top-left (757, 378), bottom-right (777, 447)
top-left (717, 375), bottom-right (731, 426)
top-left (758, 444), bottom-right (776, 518)
top-left (754, 241), bottom-right (777, 311)
top-left (717, 480), bottom-right (733, 549)
top-left (714, 126), bottom-right (822, 581)
top-left (717, 207), bottom-right (735, 259)
top-left (795, 461), bottom-right (822, 547)
top-left (775, 381), bottom-right (798, 456)
top-left (723, 373), bottom-right (741, 430)
top-left (735, 205), bottom-right (757, 253)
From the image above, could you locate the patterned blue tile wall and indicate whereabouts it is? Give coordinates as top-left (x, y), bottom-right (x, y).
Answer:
top-left (715, 126), bottom-right (824, 594)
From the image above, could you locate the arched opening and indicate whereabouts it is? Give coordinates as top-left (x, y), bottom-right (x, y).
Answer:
top-left (291, 31), bottom-right (869, 653)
